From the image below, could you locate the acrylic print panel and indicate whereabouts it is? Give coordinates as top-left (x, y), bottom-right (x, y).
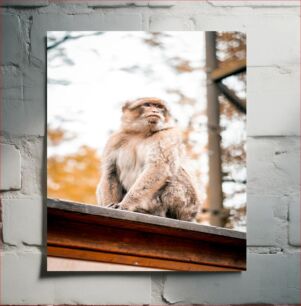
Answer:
top-left (47, 31), bottom-right (246, 271)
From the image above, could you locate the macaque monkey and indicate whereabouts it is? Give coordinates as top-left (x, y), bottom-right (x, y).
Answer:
top-left (96, 97), bottom-right (202, 221)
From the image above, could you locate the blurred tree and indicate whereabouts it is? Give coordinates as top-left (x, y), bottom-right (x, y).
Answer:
top-left (216, 32), bottom-right (246, 65)
top-left (47, 32), bottom-right (104, 205)
top-left (216, 32), bottom-right (246, 229)
top-left (48, 128), bottom-right (101, 204)
top-left (47, 31), bottom-right (103, 85)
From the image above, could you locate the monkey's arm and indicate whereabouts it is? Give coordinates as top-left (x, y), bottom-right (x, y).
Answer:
top-left (96, 136), bottom-right (124, 206)
top-left (118, 164), bottom-right (170, 211)
top-left (96, 165), bottom-right (123, 206)
top-left (118, 130), bottom-right (181, 211)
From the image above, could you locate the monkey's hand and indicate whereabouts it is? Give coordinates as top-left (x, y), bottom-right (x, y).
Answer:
top-left (107, 201), bottom-right (137, 211)
top-left (107, 202), bottom-right (122, 209)
top-left (107, 202), bottom-right (130, 210)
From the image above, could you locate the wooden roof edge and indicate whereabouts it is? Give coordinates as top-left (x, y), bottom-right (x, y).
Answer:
top-left (47, 198), bottom-right (246, 241)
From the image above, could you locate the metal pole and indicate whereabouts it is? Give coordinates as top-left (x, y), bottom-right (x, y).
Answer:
top-left (205, 32), bottom-right (224, 227)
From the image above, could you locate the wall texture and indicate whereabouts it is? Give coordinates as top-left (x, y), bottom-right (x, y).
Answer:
top-left (0, 0), bottom-right (300, 304)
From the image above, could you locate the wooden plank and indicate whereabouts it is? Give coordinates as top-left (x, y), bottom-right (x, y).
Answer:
top-left (48, 246), bottom-right (242, 272)
top-left (47, 199), bottom-right (246, 271)
top-left (47, 256), bottom-right (166, 271)
top-left (48, 217), bottom-right (246, 270)
top-left (48, 199), bottom-right (246, 241)
top-left (210, 59), bottom-right (246, 82)
top-left (205, 31), bottom-right (224, 227)
top-left (48, 207), bottom-right (244, 247)
top-left (217, 82), bottom-right (246, 114)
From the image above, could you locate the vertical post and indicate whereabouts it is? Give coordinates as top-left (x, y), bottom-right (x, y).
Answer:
top-left (205, 32), bottom-right (224, 227)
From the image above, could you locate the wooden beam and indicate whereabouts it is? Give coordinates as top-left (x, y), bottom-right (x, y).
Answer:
top-left (205, 32), bottom-right (224, 227)
top-left (217, 82), bottom-right (246, 114)
top-left (47, 199), bottom-right (246, 271)
top-left (48, 246), bottom-right (242, 272)
top-left (210, 59), bottom-right (246, 82)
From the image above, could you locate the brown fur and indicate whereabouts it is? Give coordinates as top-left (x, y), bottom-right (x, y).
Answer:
top-left (96, 97), bottom-right (202, 221)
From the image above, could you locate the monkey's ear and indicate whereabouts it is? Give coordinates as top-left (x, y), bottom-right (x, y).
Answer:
top-left (122, 101), bottom-right (131, 112)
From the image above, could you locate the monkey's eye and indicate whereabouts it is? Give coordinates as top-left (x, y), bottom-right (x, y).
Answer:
top-left (144, 103), bottom-right (151, 107)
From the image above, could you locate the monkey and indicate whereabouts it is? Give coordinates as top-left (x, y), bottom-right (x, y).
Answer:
top-left (96, 97), bottom-right (202, 221)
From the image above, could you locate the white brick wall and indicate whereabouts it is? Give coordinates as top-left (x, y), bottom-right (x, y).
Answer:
top-left (0, 1), bottom-right (300, 304)
top-left (149, 15), bottom-right (195, 30)
top-left (207, 0), bottom-right (300, 7)
top-left (0, 144), bottom-right (21, 191)
top-left (289, 194), bottom-right (301, 246)
top-left (0, 0), bottom-right (49, 6)
top-left (1, 13), bottom-right (25, 65)
top-left (2, 252), bottom-right (151, 304)
top-left (2, 198), bottom-right (43, 246)
top-left (248, 66), bottom-right (300, 136)
top-left (163, 253), bottom-right (300, 303)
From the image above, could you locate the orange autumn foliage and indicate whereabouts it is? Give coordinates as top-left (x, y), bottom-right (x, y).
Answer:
top-left (47, 145), bottom-right (101, 204)
top-left (48, 128), bottom-right (66, 145)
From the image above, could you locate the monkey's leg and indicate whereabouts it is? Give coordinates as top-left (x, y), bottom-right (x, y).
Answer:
top-left (161, 180), bottom-right (200, 221)
top-left (176, 207), bottom-right (198, 221)
top-left (133, 195), bottom-right (165, 217)
top-left (115, 163), bottom-right (172, 212)
top-left (109, 195), bottom-right (165, 217)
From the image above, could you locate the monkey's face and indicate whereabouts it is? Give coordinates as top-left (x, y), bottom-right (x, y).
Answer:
top-left (121, 98), bottom-right (173, 133)
top-left (140, 102), bottom-right (165, 124)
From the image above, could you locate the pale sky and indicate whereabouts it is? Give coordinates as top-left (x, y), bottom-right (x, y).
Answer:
top-left (47, 31), bottom-right (207, 156)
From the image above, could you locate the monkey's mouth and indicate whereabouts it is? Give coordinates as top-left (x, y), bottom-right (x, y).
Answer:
top-left (146, 114), bottom-right (161, 124)
top-left (146, 114), bottom-right (161, 119)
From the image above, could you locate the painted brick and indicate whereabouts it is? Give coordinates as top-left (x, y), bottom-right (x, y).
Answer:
top-left (0, 0), bottom-right (48, 6)
top-left (248, 66), bottom-right (300, 136)
top-left (31, 13), bottom-right (143, 63)
top-left (2, 13), bottom-right (24, 65)
top-left (148, 1), bottom-right (175, 7)
top-left (248, 137), bottom-right (299, 196)
top-left (87, 0), bottom-right (175, 7)
top-left (207, 0), bottom-right (300, 6)
top-left (1, 66), bottom-right (22, 134)
top-left (22, 65), bottom-right (45, 136)
top-left (288, 194), bottom-right (300, 246)
top-left (2, 251), bottom-right (151, 304)
top-left (1, 63), bottom-right (45, 136)
top-left (1, 66), bottom-right (22, 102)
top-left (87, 1), bottom-right (148, 7)
top-left (194, 13), bottom-right (247, 31)
top-left (19, 138), bottom-right (44, 196)
top-left (247, 196), bottom-right (288, 246)
top-left (0, 144), bottom-right (21, 191)
top-left (163, 253), bottom-right (300, 304)
top-left (102, 12), bottom-right (143, 29)
top-left (134, 0), bottom-right (149, 6)
top-left (149, 15), bottom-right (194, 31)
top-left (151, 273), bottom-right (165, 304)
top-left (2, 198), bottom-right (43, 246)
top-left (247, 196), bottom-right (275, 246)
top-left (248, 14), bottom-right (300, 67)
